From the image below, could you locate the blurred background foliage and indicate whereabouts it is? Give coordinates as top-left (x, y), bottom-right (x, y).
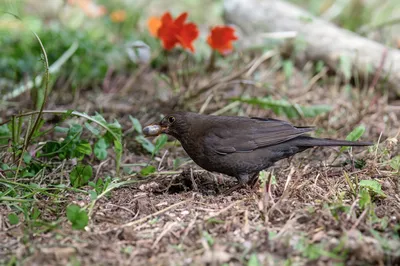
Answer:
top-left (0, 0), bottom-right (224, 95)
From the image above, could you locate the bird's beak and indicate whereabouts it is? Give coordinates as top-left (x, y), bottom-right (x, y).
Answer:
top-left (142, 124), bottom-right (168, 136)
top-left (159, 125), bottom-right (168, 134)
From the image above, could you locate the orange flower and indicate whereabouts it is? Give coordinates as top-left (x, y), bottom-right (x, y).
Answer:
top-left (110, 10), bottom-right (126, 23)
top-left (148, 12), bottom-right (199, 52)
top-left (207, 26), bottom-right (238, 55)
top-left (148, 16), bottom-right (162, 37)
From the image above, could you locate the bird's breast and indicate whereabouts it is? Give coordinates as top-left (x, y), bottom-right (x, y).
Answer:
top-left (179, 136), bottom-right (220, 170)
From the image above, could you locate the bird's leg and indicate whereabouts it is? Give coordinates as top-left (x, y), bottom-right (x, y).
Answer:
top-left (248, 172), bottom-right (260, 190)
top-left (222, 174), bottom-right (251, 195)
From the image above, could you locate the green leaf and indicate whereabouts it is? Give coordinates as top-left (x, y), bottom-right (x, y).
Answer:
top-left (154, 134), bottom-right (168, 154)
top-left (315, 60), bottom-right (325, 72)
top-left (389, 156), bottom-right (400, 171)
top-left (140, 165), bottom-right (156, 176)
top-left (31, 119), bottom-right (46, 138)
top-left (109, 119), bottom-right (122, 134)
top-left (89, 113), bottom-right (122, 151)
top-left (129, 115), bottom-right (142, 134)
top-left (85, 122), bottom-right (100, 136)
top-left (302, 243), bottom-right (322, 260)
top-left (135, 135), bottom-right (155, 153)
top-left (91, 112), bottom-right (108, 124)
top-left (340, 125), bottom-right (366, 152)
top-left (206, 218), bottom-right (225, 224)
top-left (346, 125), bottom-right (366, 141)
top-left (30, 207), bottom-right (41, 220)
top-left (66, 204), bottom-right (88, 230)
top-left (8, 213), bottom-right (19, 225)
top-left (0, 124), bottom-right (10, 136)
top-left (66, 124), bottom-right (83, 141)
top-left (202, 231), bottom-right (214, 246)
top-left (0, 124), bottom-right (10, 145)
top-left (94, 138), bottom-right (108, 160)
top-left (248, 253), bottom-right (260, 266)
top-left (1, 163), bottom-right (12, 178)
top-left (173, 157), bottom-right (190, 170)
top-left (62, 109), bottom-right (74, 120)
top-left (123, 166), bottom-right (134, 174)
top-left (70, 164), bottom-right (92, 188)
top-left (300, 105), bottom-right (331, 117)
top-left (104, 120), bottom-right (122, 145)
top-left (282, 60), bottom-right (293, 80)
top-left (235, 96), bottom-right (331, 119)
top-left (359, 180), bottom-right (386, 197)
top-left (95, 178), bottom-right (105, 194)
top-left (110, 119), bottom-right (122, 130)
top-left (1, 163), bottom-right (9, 170)
top-left (358, 189), bottom-right (371, 209)
top-left (76, 140), bottom-right (92, 156)
top-left (54, 126), bottom-right (69, 133)
top-left (89, 190), bottom-right (98, 201)
top-left (40, 141), bottom-right (61, 156)
top-left (22, 170), bottom-right (35, 178)
top-left (23, 152), bottom-right (32, 164)
top-left (114, 138), bottom-right (123, 171)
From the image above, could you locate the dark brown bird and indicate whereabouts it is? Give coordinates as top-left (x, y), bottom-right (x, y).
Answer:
top-left (143, 112), bottom-right (372, 186)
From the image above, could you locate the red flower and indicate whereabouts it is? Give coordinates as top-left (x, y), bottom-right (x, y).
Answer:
top-left (148, 12), bottom-right (199, 52)
top-left (207, 26), bottom-right (238, 55)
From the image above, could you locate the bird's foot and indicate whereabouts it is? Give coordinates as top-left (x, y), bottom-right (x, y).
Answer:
top-left (222, 183), bottom-right (261, 195)
top-left (222, 173), bottom-right (265, 195)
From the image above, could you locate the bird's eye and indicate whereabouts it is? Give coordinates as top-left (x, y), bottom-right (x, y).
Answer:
top-left (168, 116), bottom-right (175, 123)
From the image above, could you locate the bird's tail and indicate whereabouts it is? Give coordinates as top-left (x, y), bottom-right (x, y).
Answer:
top-left (293, 136), bottom-right (373, 147)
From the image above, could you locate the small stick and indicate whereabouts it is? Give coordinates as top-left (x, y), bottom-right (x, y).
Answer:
top-left (351, 207), bottom-right (368, 230)
top-left (98, 198), bottom-right (192, 234)
top-left (190, 168), bottom-right (198, 191)
top-left (204, 198), bottom-right (248, 220)
top-left (151, 221), bottom-right (178, 249)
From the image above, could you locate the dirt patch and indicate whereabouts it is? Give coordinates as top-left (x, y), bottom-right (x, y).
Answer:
top-left (2, 156), bottom-right (400, 265)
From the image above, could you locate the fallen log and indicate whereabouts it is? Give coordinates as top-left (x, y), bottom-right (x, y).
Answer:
top-left (224, 0), bottom-right (400, 98)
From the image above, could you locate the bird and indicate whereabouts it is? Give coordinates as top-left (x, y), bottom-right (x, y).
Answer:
top-left (143, 112), bottom-right (373, 190)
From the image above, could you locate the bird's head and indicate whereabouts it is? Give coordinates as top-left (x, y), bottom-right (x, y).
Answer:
top-left (143, 112), bottom-right (191, 139)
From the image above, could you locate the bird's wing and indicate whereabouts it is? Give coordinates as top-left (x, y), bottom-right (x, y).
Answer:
top-left (206, 117), bottom-right (314, 154)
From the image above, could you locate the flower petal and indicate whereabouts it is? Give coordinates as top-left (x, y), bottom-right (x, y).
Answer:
top-left (175, 12), bottom-right (188, 27)
top-left (148, 16), bottom-right (162, 36)
top-left (151, 11), bottom-right (199, 52)
top-left (177, 23), bottom-right (199, 52)
top-left (161, 12), bottom-right (174, 25)
top-left (207, 26), bottom-right (238, 54)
